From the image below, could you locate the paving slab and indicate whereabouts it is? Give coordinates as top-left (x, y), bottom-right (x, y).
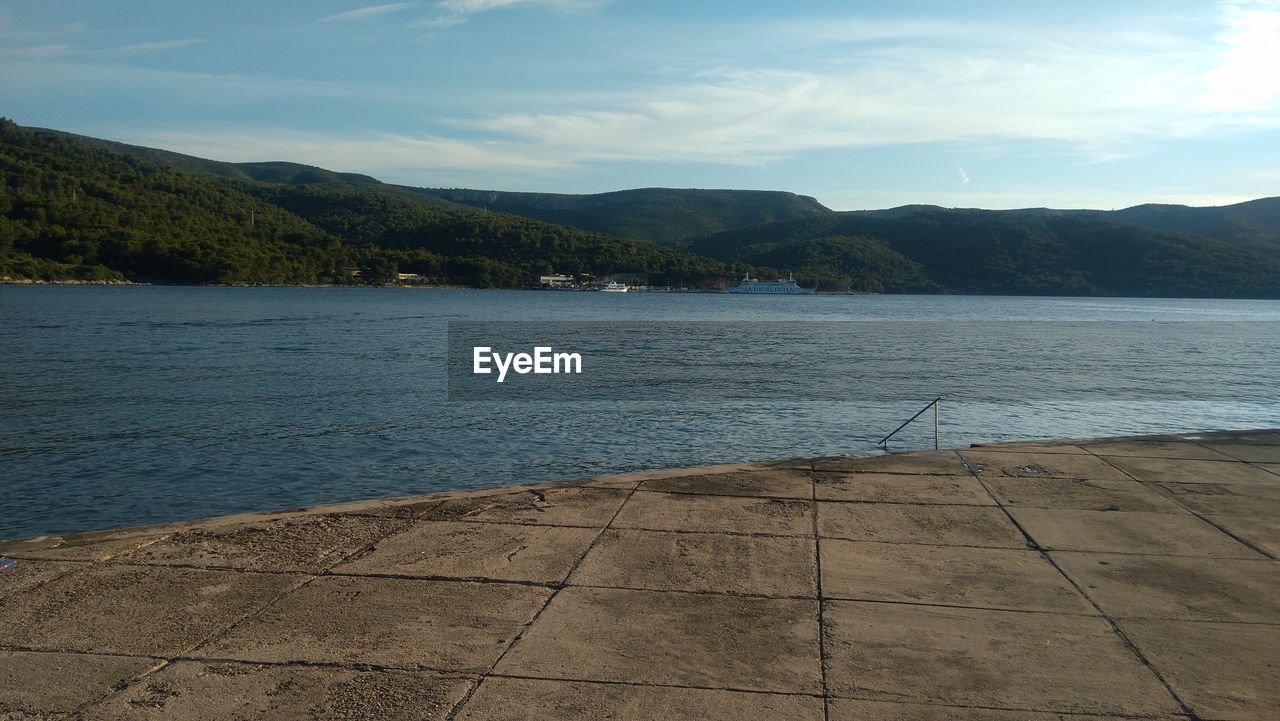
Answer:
top-left (4, 429), bottom-right (1279, 719)
top-left (638, 469), bottom-right (813, 499)
top-left (1081, 440), bottom-right (1236, 460)
top-left (613, 491), bottom-right (812, 536)
top-left (0, 525), bottom-right (170, 561)
top-left (1122, 619), bottom-right (1280, 720)
top-left (1009, 508), bottom-right (1263, 558)
top-left (0, 651), bottom-right (158, 717)
top-left (1202, 514), bottom-right (1280, 558)
top-left (0, 565), bottom-right (301, 656)
top-left (813, 450), bottom-right (968, 475)
top-left (456, 677), bottom-right (824, 721)
top-left (575, 461), bottom-right (762, 486)
top-left (120, 513), bottom-right (412, 573)
top-left (0, 558), bottom-right (82, 598)
top-left (401, 485), bottom-right (525, 502)
top-left (569, 528), bottom-right (816, 597)
top-left (1151, 482), bottom-right (1280, 517)
top-left (197, 575), bottom-right (549, 672)
top-left (333, 520), bottom-right (598, 584)
top-left (574, 476), bottom-right (644, 489)
top-left (1103, 456), bottom-right (1280, 485)
top-left (818, 502), bottom-right (1027, 548)
top-left (984, 477), bottom-right (1182, 512)
top-left (495, 586), bottom-right (822, 694)
top-left (1052, 552), bottom-right (1280, 622)
top-left (960, 450), bottom-right (1131, 480)
top-left (491, 478), bottom-right (637, 494)
top-left (1184, 429), bottom-right (1280, 445)
top-left (421, 486), bottom-right (629, 527)
top-left (820, 539), bottom-right (1094, 614)
top-left (828, 698), bottom-right (1177, 720)
top-left (823, 600), bottom-right (1180, 716)
top-left (814, 472), bottom-right (994, 505)
top-left (86, 660), bottom-right (475, 721)
top-left (964, 443), bottom-right (1091, 455)
top-left (285, 494), bottom-right (446, 520)
top-left (762, 457), bottom-right (818, 470)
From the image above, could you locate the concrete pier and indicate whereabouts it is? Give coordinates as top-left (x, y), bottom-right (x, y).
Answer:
top-left (2, 430), bottom-right (1279, 720)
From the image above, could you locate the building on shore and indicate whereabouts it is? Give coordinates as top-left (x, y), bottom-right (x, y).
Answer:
top-left (539, 274), bottom-right (576, 288)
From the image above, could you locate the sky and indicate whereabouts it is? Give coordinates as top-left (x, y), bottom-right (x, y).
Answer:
top-left (2, 0), bottom-right (1279, 210)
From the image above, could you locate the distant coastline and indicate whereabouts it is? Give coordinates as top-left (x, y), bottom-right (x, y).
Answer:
top-left (1, 277), bottom-right (142, 286)
top-left (6, 121), bottom-right (1280, 299)
top-left (8, 281), bottom-right (1280, 300)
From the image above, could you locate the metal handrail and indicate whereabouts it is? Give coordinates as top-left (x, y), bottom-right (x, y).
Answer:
top-left (878, 397), bottom-right (941, 451)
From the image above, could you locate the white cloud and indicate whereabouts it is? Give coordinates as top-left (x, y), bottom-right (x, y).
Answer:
top-left (414, 14), bottom-right (467, 29)
top-left (1, 38), bottom-right (203, 59)
top-left (1202, 0), bottom-right (1280, 109)
top-left (431, 4), bottom-right (1280, 167)
top-left (57, 2), bottom-right (1280, 192)
top-left (438, 0), bottom-right (525, 10)
top-left (419, 0), bottom-right (609, 30)
top-left (3, 60), bottom-right (426, 104)
top-left (0, 44), bottom-right (71, 58)
top-left (123, 128), bottom-right (572, 175)
top-left (321, 3), bottom-right (413, 23)
top-left (0, 17), bottom-right (90, 40)
top-left (437, 0), bottom-right (606, 13)
top-left (101, 39), bottom-right (205, 56)
top-left (12, 1), bottom-right (1278, 197)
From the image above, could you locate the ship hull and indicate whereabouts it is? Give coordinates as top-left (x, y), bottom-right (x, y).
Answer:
top-left (727, 281), bottom-right (815, 295)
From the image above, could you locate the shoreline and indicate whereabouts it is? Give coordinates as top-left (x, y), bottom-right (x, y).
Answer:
top-left (4, 428), bottom-right (1275, 545)
top-left (3, 428), bottom-right (1278, 719)
top-left (0, 277), bottom-right (143, 286)
top-left (5, 280), bottom-right (1280, 300)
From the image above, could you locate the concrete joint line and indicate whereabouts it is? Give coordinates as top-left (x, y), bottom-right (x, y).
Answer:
top-left (1086, 449), bottom-right (1277, 562)
top-left (959, 452), bottom-right (1203, 721)
top-left (445, 482), bottom-right (643, 720)
top-left (812, 477), bottom-right (832, 721)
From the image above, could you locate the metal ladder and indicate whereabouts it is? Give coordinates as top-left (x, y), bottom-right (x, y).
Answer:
top-left (878, 397), bottom-right (941, 451)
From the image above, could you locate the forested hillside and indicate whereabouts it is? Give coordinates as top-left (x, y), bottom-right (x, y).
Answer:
top-left (414, 187), bottom-right (835, 244)
top-left (0, 121), bottom-right (735, 287)
top-left (1110, 198), bottom-right (1280, 256)
top-left (685, 208), bottom-right (1280, 296)
top-left (6, 119), bottom-right (1280, 296)
top-left (252, 184), bottom-right (732, 287)
top-left (1, 123), bottom-right (339, 283)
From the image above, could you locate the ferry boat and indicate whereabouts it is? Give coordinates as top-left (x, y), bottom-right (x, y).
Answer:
top-left (599, 280), bottom-right (629, 293)
top-left (727, 274), bottom-right (815, 295)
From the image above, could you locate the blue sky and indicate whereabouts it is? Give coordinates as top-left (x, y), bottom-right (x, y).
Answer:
top-left (3, 0), bottom-right (1279, 210)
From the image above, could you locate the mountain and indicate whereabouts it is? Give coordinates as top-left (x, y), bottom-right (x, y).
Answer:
top-left (846, 204), bottom-right (949, 219)
top-left (1111, 198), bottom-right (1280, 255)
top-left (684, 208), bottom-right (1280, 297)
top-left (413, 187), bottom-right (835, 244)
top-left (53, 131), bottom-right (836, 244)
top-left (860, 197), bottom-right (1280, 255)
top-left (0, 120), bottom-right (735, 286)
top-left (6, 119), bottom-right (1280, 296)
top-left (41, 129), bottom-right (472, 209)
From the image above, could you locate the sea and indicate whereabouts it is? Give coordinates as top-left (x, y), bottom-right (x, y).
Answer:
top-left (3, 285), bottom-right (1278, 540)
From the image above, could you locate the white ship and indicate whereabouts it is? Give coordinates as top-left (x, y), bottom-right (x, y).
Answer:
top-left (599, 280), bottom-right (629, 293)
top-left (727, 274), bottom-right (815, 295)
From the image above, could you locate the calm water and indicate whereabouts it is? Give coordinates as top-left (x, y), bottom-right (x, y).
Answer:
top-left (3, 286), bottom-right (1279, 539)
